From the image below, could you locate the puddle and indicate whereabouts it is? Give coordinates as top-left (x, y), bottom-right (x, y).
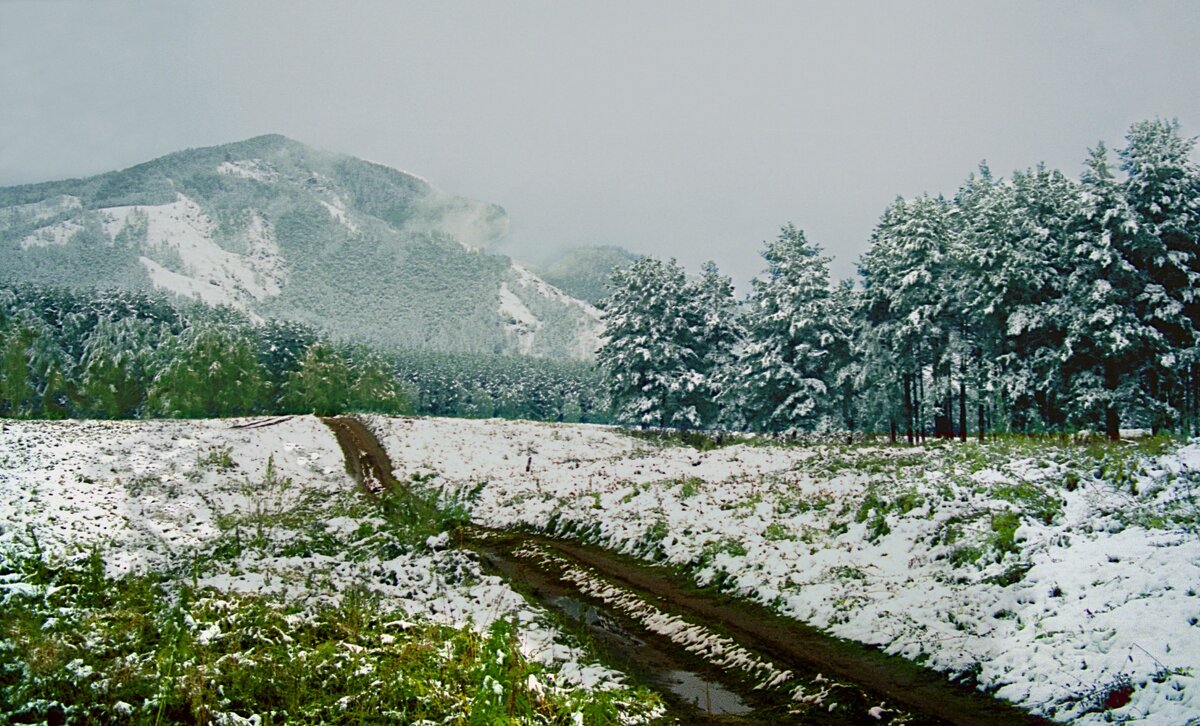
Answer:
top-left (663, 669), bottom-right (752, 716)
top-left (547, 595), bottom-right (645, 650)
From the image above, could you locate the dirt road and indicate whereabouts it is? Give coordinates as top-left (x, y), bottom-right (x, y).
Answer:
top-left (322, 416), bottom-right (1049, 725)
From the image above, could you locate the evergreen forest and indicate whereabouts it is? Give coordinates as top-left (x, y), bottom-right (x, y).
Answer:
top-left (0, 284), bottom-right (605, 423)
top-left (598, 119), bottom-right (1200, 441)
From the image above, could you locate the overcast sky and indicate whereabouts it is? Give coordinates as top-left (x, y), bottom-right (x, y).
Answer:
top-left (3, 1), bottom-right (1199, 289)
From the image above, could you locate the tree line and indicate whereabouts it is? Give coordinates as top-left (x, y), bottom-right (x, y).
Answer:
top-left (0, 284), bottom-right (607, 423)
top-left (598, 119), bottom-right (1200, 441)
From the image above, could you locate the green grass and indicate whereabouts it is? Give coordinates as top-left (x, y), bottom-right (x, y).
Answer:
top-left (0, 549), bottom-right (664, 725)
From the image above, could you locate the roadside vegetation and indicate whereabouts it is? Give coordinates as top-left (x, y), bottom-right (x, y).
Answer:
top-left (0, 419), bottom-right (665, 725)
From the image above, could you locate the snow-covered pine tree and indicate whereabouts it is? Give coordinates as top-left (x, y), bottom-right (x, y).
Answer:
top-left (826, 280), bottom-right (864, 436)
top-left (686, 260), bottom-right (742, 428)
top-left (0, 309), bottom-right (62, 418)
top-left (950, 163), bottom-right (1016, 440)
top-left (1118, 119), bottom-right (1200, 433)
top-left (858, 196), bottom-right (951, 443)
top-left (77, 315), bottom-right (164, 418)
top-left (282, 341), bottom-right (355, 415)
top-left (991, 166), bottom-right (1078, 431)
top-left (1060, 144), bottom-right (1155, 438)
top-left (734, 224), bottom-right (834, 434)
top-left (147, 324), bottom-right (267, 417)
top-left (597, 257), bottom-right (706, 429)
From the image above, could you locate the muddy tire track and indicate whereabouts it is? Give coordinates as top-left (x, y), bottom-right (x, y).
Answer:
top-left (469, 529), bottom-right (1050, 726)
top-left (322, 416), bottom-right (399, 496)
top-left (323, 416), bottom-right (1049, 725)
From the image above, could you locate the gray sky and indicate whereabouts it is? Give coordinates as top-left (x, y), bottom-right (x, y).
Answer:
top-left (3, 1), bottom-right (1200, 290)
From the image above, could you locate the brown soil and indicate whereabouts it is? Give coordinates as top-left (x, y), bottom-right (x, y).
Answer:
top-left (469, 529), bottom-right (1050, 726)
top-left (321, 416), bottom-right (399, 496)
top-left (323, 415), bottom-right (1051, 726)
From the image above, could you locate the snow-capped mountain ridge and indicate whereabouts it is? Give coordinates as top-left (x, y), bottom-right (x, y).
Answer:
top-left (0, 135), bottom-right (601, 360)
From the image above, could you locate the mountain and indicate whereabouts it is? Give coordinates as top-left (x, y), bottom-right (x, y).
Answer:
top-left (0, 135), bottom-right (601, 359)
top-left (532, 245), bottom-right (642, 306)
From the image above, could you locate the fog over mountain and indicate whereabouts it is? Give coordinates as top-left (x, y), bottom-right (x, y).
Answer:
top-left (2, 3), bottom-right (1199, 290)
top-left (0, 135), bottom-right (602, 359)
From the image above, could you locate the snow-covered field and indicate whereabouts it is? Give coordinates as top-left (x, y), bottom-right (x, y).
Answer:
top-left (4, 414), bottom-right (1198, 723)
top-left (0, 416), bottom-right (660, 724)
top-left (370, 416), bottom-right (1200, 724)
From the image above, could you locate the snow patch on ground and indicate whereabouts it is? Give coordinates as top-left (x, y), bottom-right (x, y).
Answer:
top-left (0, 417), bottom-right (625, 689)
top-left (498, 282), bottom-right (542, 355)
top-left (512, 263), bottom-right (603, 319)
top-left (318, 197), bottom-right (358, 233)
top-left (16, 194), bottom-right (287, 310)
top-left (18, 218), bottom-right (85, 249)
top-left (508, 263), bottom-right (604, 359)
top-left (369, 415), bottom-right (1200, 724)
top-left (2, 195), bottom-right (82, 231)
top-left (216, 159), bottom-right (280, 183)
top-left (123, 195), bottom-right (285, 306)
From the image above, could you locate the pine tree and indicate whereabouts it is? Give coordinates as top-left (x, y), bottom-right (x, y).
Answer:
top-left (77, 316), bottom-right (163, 418)
top-left (1118, 119), bottom-right (1200, 432)
top-left (826, 280), bottom-right (863, 436)
top-left (282, 341), bottom-right (354, 415)
top-left (597, 257), bottom-right (705, 429)
top-left (147, 324), bottom-right (267, 418)
top-left (858, 196), bottom-right (952, 442)
top-left (1060, 144), bottom-right (1154, 438)
top-left (735, 224), bottom-right (834, 433)
top-left (685, 261), bottom-right (741, 428)
top-left (344, 347), bottom-right (411, 414)
top-left (0, 309), bottom-right (70, 418)
top-left (950, 164), bottom-right (1014, 440)
top-left (994, 166), bottom-right (1078, 431)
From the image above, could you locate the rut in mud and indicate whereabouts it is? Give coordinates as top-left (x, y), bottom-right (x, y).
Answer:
top-left (322, 415), bottom-right (398, 496)
top-left (322, 416), bottom-right (1050, 725)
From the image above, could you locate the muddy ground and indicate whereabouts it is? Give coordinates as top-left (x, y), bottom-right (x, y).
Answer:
top-left (322, 416), bottom-right (1049, 725)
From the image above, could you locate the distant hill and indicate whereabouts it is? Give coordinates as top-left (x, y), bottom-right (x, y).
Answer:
top-left (533, 245), bottom-right (641, 306)
top-left (0, 135), bottom-right (601, 359)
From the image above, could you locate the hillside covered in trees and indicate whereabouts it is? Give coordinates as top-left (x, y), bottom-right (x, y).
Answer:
top-left (599, 119), bottom-right (1200, 441)
top-left (0, 284), bottom-right (607, 423)
top-left (0, 135), bottom-right (601, 360)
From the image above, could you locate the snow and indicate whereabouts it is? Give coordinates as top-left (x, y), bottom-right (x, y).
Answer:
top-left (3, 195), bottom-right (82, 232)
top-left (18, 218), bottom-right (84, 249)
top-left (15, 194), bottom-right (286, 311)
top-left (318, 197), bottom-right (358, 233)
top-left (512, 263), bottom-right (603, 318)
top-left (7, 413), bottom-right (1197, 721)
top-left (367, 416), bottom-right (1200, 724)
top-left (216, 159), bottom-right (280, 183)
top-left (122, 195), bottom-right (285, 306)
top-left (0, 417), bottom-right (624, 690)
top-left (498, 282), bottom-right (542, 354)
top-left (508, 263), bottom-right (604, 358)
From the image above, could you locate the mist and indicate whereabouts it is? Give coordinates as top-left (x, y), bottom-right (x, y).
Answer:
top-left (3, 0), bottom-right (1200, 290)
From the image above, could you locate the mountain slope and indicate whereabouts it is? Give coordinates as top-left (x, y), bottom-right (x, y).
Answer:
top-left (0, 135), bottom-right (601, 359)
top-left (533, 245), bottom-right (642, 306)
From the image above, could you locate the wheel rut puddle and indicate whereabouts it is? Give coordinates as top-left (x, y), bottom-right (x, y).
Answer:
top-left (322, 416), bottom-right (1051, 725)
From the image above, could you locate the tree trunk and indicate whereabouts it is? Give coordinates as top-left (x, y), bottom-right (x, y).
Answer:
top-left (1193, 363), bottom-right (1199, 436)
top-left (958, 355), bottom-right (967, 442)
top-left (903, 372), bottom-right (914, 445)
top-left (1148, 367), bottom-right (1161, 435)
top-left (917, 368), bottom-right (926, 444)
